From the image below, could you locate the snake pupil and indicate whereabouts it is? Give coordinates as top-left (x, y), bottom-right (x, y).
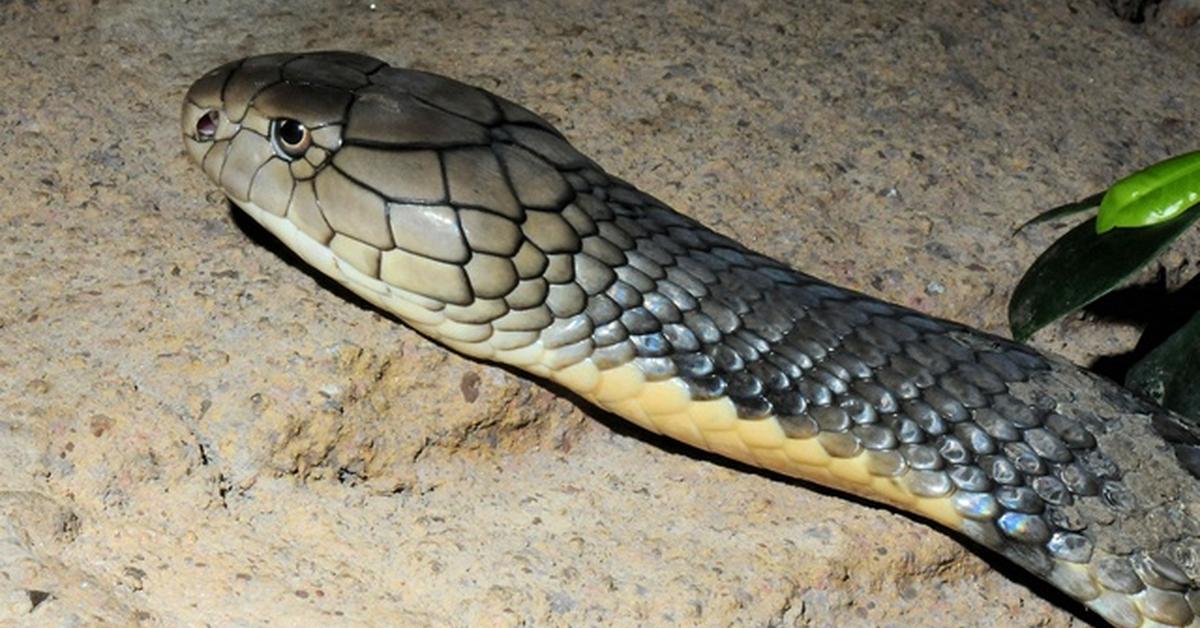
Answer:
top-left (273, 118), bottom-right (311, 158)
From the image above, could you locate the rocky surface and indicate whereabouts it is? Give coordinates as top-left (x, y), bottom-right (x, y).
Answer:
top-left (1, 1), bottom-right (1198, 625)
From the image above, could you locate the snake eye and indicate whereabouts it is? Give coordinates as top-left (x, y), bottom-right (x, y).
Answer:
top-left (196, 110), bottom-right (219, 140)
top-left (272, 118), bottom-right (311, 159)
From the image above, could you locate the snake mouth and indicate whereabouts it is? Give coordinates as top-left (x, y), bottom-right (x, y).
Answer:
top-left (195, 110), bottom-right (219, 141)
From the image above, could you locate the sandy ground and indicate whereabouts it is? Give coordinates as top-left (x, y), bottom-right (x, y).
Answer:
top-left (1, 1), bottom-right (1198, 626)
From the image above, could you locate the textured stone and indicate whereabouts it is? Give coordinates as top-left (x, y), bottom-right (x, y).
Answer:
top-left (2, 1), bottom-right (1198, 627)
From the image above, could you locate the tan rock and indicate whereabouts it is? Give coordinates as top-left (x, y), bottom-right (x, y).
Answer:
top-left (1, 1), bottom-right (1197, 625)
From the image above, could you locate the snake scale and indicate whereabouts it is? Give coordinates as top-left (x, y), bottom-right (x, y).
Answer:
top-left (181, 51), bottom-right (1200, 626)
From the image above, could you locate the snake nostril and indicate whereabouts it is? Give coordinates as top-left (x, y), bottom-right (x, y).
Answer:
top-left (196, 110), bottom-right (219, 140)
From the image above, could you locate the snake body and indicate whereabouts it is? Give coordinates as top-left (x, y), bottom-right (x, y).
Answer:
top-left (181, 51), bottom-right (1200, 626)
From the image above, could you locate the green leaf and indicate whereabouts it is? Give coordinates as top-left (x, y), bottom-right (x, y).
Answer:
top-left (1013, 191), bottom-right (1104, 234)
top-left (1096, 150), bottom-right (1200, 233)
top-left (1126, 310), bottom-right (1200, 419)
top-left (1008, 210), bottom-right (1200, 342)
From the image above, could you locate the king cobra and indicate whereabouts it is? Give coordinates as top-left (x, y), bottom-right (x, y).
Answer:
top-left (181, 51), bottom-right (1200, 626)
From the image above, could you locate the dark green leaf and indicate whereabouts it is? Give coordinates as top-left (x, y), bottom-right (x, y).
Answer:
top-left (1096, 150), bottom-right (1200, 233)
top-left (1126, 310), bottom-right (1200, 419)
top-left (1013, 191), bottom-right (1104, 235)
top-left (1008, 210), bottom-right (1200, 342)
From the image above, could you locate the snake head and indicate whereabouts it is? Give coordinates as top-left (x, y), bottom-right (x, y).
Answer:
top-left (181, 51), bottom-right (608, 356)
top-left (181, 52), bottom-right (384, 205)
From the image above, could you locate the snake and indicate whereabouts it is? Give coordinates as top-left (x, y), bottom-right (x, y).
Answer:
top-left (180, 51), bottom-right (1200, 627)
